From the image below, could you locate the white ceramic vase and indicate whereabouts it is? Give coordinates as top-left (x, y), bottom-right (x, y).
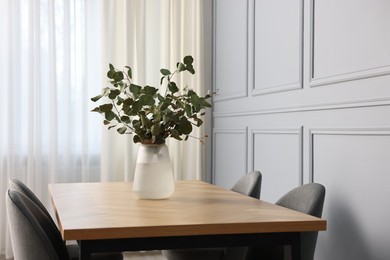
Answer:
top-left (133, 143), bottom-right (175, 199)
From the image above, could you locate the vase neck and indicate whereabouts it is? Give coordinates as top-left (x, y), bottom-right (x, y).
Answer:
top-left (141, 139), bottom-right (166, 145)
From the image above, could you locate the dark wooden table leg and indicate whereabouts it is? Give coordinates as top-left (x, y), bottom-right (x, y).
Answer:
top-left (79, 240), bottom-right (92, 260)
top-left (290, 233), bottom-right (301, 260)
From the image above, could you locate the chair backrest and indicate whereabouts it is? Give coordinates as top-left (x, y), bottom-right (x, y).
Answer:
top-left (276, 183), bottom-right (326, 260)
top-left (276, 183), bottom-right (325, 217)
top-left (231, 171), bottom-right (262, 199)
top-left (6, 190), bottom-right (70, 260)
top-left (8, 178), bottom-right (58, 227)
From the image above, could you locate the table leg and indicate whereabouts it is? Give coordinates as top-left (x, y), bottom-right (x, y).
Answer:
top-left (290, 233), bottom-right (301, 260)
top-left (79, 241), bottom-right (92, 260)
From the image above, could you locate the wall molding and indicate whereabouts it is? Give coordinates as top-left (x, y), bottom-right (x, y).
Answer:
top-left (212, 127), bottom-right (248, 183)
top-left (213, 0), bottom-right (249, 103)
top-left (252, 82), bottom-right (303, 96)
top-left (309, 0), bottom-right (390, 87)
top-left (213, 96), bottom-right (390, 118)
top-left (252, 0), bottom-right (304, 96)
top-left (310, 65), bottom-right (390, 88)
top-left (249, 127), bottom-right (303, 184)
top-left (309, 127), bottom-right (390, 182)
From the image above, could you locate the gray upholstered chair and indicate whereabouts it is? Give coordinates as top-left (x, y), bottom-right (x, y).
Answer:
top-left (162, 171), bottom-right (262, 260)
top-left (9, 178), bottom-right (57, 226)
top-left (245, 183), bottom-right (326, 260)
top-left (231, 171), bottom-right (262, 199)
top-left (7, 179), bottom-right (123, 260)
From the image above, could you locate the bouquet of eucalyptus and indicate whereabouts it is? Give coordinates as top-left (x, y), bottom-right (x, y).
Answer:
top-left (91, 56), bottom-right (211, 144)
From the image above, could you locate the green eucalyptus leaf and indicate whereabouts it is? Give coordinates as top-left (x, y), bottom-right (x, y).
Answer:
top-left (107, 67), bottom-right (116, 79)
top-left (125, 66), bottom-right (132, 79)
top-left (91, 107), bottom-right (100, 113)
top-left (105, 111), bottom-right (116, 121)
top-left (130, 84), bottom-right (141, 95)
top-left (154, 110), bottom-right (161, 122)
top-left (117, 127), bottom-right (127, 134)
top-left (91, 95), bottom-right (102, 102)
top-left (144, 85), bottom-right (158, 96)
top-left (140, 113), bottom-right (151, 128)
top-left (116, 96), bottom-right (124, 105)
top-left (160, 69), bottom-right (171, 76)
top-left (133, 135), bottom-right (141, 143)
top-left (123, 97), bottom-right (134, 105)
top-left (177, 62), bottom-right (185, 72)
top-left (157, 93), bottom-right (165, 102)
top-left (120, 115), bottom-right (130, 123)
top-left (177, 117), bottom-right (192, 135)
top-left (114, 71), bottom-right (124, 82)
top-left (102, 87), bottom-right (110, 96)
top-left (200, 98), bottom-right (212, 108)
top-left (139, 94), bottom-right (155, 106)
top-left (196, 118), bottom-right (203, 127)
top-left (186, 64), bottom-right (195, 74)
top-left (168, 82), bottom-right (179, 93)
top-left (108, 89), bottom-right (120, 100)
top-left (99, 103), bottom-right (113, 113)
top-left (151, 124), bottom-right (161, 136)
top-left (176, 100), bottom-right (185, 109)
top-left (183, 56), bottom-right (194, 65)
top-left (169, 129), bottom-right (182, 141)
top-left (107, 70), bottom-right (115, 79)
top-left (185, 104), bottom-right (192, 117)
top-left (132, 120), bottom-right (141, 128)
top-left (103, 120), bottom-right (110, 125)
top-left (163, 114), bottom-right (171, 124)
top-left (130, 100), bottom-right (141, 114)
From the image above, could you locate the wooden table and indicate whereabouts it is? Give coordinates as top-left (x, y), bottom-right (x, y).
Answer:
top-left (49, 181), bottom-right (326, 260)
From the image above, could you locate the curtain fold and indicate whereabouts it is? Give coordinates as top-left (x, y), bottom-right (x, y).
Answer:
top-left (0, 0), bottom-right (205, 258)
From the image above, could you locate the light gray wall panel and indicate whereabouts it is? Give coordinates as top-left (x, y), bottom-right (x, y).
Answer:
top-left (213, 128), bottom-right (247, 189)
top-left (254, 0), bottom-right (303, 95)
top-left (311, 129), bottom-right (390, 260)
top-left (214, 0), bottom-right (248, 101)
top-left (251, 128), bottom-right (302, 202)
top-left (312, 0), bottom-right (390, 84)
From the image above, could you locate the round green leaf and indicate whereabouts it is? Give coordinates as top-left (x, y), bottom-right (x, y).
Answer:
top-left (160, 69), bottom-right (171, 76)
top-left (183, 56), bottom-right (194, 65)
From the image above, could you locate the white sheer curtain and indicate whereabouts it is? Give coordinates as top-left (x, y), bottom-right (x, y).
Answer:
top-left (0, 0), bottom-right (206, 258)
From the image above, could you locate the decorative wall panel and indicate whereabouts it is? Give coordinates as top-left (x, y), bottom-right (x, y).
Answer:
top-left (253, 0), bottom-right (303, 95)
top-left (214, 0), bottom-right (248, 101)
top-left (251, 128), bottom-right (303, 202)
top-left (310, 129), bottom-right (390, 259)
top-left (311, 0), bottom-right (390, 86)
top-left (213, 128), bottom-right (247, 189)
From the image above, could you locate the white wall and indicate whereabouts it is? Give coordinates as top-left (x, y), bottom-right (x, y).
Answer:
top-left (212, 0), bottom-right (390, 259)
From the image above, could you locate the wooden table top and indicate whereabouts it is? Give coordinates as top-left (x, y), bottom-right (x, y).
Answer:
top-left (49, 181), bottom-right (326, 241)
